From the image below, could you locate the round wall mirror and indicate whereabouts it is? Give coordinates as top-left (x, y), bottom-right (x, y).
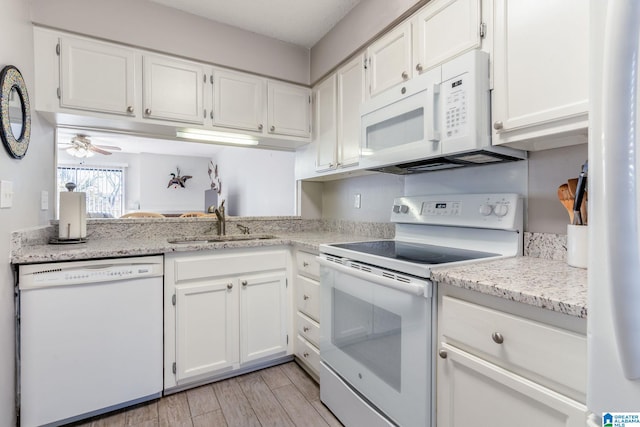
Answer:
top-left (0, 65), bottom-right (31, 159)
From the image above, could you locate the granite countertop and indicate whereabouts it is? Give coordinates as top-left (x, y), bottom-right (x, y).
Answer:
top-left (10, 231), bottom-right (379, 264)
top-left (431, 257), bottom-right (588, 318)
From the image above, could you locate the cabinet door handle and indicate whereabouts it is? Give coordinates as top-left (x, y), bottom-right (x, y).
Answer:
top-left (302, 261), bottom-right (309, 267)
top-left (258, 123), bottom-right (263, 131)
top-left (144, 108), bottom-right (152, 116)
top-left (492, 332), bottom-right (504, 344)
top-left (401, 71), bottom-right (409, 80)
top-left (303, 294), bottom-right (310, 300)
top-left (303, 326), bottom-right (310, 332)
top-left (242, 280), bottom-right (248, 287)
top-left (401, 87), bottom-right (407, 95)
top-left (493, 121), bottom-right (504, 130)
top-left (303, 352), bottom-right (309, 358)
top-left (227, 283), bottom-right (233, 290)
top-left (438, 349), bottom-right (448, 359)
top-left (416, 63), bottom-right (423, 72)
top-left (270, 125), bottom-right (276, 132)
top-left (126, 106), bottom-right (134, 113)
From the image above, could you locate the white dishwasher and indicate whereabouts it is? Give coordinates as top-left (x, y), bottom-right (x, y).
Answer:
top-left (18, 255), bottom-right (164, 427)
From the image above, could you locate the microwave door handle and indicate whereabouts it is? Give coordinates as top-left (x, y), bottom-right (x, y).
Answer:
top-left (427, 83), bottom-right (441, 142)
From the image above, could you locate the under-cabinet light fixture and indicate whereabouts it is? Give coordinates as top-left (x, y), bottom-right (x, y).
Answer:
top-left (176, 129), bottom-right (259, 146)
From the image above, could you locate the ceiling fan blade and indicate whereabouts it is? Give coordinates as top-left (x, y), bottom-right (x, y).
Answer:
top-left (93, 144), bottom-right (122, 151)
top-left (89, 145), bottom-right (112, 155)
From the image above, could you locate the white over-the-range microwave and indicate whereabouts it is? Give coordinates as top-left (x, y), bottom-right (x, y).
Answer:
top-left (359, 50), bottom-right (525, 174)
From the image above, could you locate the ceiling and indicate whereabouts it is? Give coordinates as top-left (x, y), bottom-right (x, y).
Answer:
top-left (147, 0), bottom-right (362, 48)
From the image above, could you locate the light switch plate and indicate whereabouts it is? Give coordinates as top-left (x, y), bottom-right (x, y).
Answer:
top-left (41, 190), bottom-right (49, 210)
top-left (354, 193), bottom-right (361, 209)
top-left (0, 180), bottom-right (13, 208)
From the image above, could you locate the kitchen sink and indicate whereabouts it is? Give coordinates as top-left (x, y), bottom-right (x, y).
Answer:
top-left (167, 234), bottom-right (278, 244)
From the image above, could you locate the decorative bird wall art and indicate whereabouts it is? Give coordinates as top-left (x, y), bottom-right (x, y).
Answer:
top-left (168, 167), bottom-right (192, 188)
top-left (208, 161), bottom-right (222, 195)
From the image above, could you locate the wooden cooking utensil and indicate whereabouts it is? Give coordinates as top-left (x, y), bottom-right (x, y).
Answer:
top-left (558, 183), bottom-right (574, 223)
top-left (567, 177), bottom-right (588, 225)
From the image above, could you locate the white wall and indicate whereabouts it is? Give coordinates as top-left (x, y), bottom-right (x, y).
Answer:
top-left (310, 0), bottom-right (422, 82)
top-left (30, 0), bottom-right (310, 85)
top-left (215, 148), bottom-right (296, 216)
top-left (1, 1), bottom-right (55, 425)
top-left (137, 154), bottom-right (211, 213)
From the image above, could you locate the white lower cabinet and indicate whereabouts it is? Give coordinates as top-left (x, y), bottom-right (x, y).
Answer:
top-left (437, 289), bottom-right (588, 427)
top-left (165, 248), bottom-right (291, 389)
top-left (293, 249), bottom-right (321, 380)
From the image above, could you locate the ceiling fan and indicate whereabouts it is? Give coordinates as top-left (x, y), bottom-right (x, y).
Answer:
top-left (60, 134), bottom-right (122, 158)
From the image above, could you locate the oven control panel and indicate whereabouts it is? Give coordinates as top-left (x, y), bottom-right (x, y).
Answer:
top-left (391, 193), bottom-right (522, 231)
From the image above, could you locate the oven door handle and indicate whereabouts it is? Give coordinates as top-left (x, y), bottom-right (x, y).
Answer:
top-left (317, 257), bottom-right (428, 297)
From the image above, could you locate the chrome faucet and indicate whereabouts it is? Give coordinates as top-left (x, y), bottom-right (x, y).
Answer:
top-left (213, 199), bottom-right (226, 235)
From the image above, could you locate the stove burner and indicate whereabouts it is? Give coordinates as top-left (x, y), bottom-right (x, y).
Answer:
top-left (331, 240), bottom-right (499, 265)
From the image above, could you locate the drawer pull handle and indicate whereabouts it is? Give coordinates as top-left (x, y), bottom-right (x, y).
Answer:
top-left (303, 261), bottom-right (309, 267)
top-left (303, 352), bottom-right (309, 358)
top-left (303, 294), bottom-right (310, 300)
top-left (242, 280), bottom-right (248, 287)
top-left (438, 349), bottom-right (448, 359)
top-left (226, 283), bottom-right (233, 290)
top-left (303, 326), bottom-right (309, 332)
top-left (492, 332), bottom-right (504, 344)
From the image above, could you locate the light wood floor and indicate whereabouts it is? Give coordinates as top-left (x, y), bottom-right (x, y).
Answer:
top-left (72, 362), bottom-right (342, 427)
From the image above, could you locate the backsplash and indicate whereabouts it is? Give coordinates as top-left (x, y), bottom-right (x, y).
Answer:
top-left (524, 232), bottom-right (567, 261)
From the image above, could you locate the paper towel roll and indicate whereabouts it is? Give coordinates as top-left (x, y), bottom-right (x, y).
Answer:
top-left (59, 192), bottom-right (87, 240)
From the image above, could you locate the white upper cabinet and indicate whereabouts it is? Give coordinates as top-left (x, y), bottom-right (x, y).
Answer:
top-left (413, 0), bottom-right (482, 74)
top-left (267, 81), bottom-right (311, 138)
top-left (492, 0), bottom-right (589, 149)
top-left (314, 74), bottom-right (338, 171)
top-left (213, 69), bottom-right (265, 132)
top-left (59, 37), bottom-right (136, 117)
top-left (337, 54), bottom-right (365, 168)
top-left (366, 21), bottom-right (413, 98)
top-left (143, 54), bottom-right (205, 125)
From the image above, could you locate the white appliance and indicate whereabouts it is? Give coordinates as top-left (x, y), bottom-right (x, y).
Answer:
top-left (587, 1), bottom-right (640, 425)
top-left (359, 50), bottom-right (526, 173)
top-left (319, 193), bottom-right (523, 427)
top-left (18, 256), bottom-right (164, 427)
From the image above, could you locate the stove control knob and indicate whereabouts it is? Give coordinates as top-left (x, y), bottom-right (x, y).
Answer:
top-left (494, 204), bottom-right (509, 217)
top-left (400, 205), bottom-right (409, 214)
top-left (479, 204), bottom-right (493, 216)
top-left (393, 204), bottom-right (401, 213)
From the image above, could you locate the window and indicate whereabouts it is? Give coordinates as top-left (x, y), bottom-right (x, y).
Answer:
top-left (57, 166), bottom-right (125, 218)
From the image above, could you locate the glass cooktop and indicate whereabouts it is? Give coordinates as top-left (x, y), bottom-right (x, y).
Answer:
top-left (330, 240), bottom-right (499, 265)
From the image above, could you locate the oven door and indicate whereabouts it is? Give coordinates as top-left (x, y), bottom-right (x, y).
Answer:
top-left (319, 258), bottom-right (433, 427)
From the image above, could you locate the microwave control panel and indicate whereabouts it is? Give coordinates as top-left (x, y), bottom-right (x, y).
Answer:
top-left (442, 75), bottom-right (469, 139)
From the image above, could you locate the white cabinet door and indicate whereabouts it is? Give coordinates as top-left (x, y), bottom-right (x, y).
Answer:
top-left (366, 21), bottom-right (413, 98)
top-left (59, 37), bottom-right (136, 116)
top-left (240, 272), bottom-right (288, 364)
top-left (337, 55), bottom-right (364, 168)
top-left (267, 81), bottom-right (311, 138)
top-left (175, 280), bottom-right (239, 382)
top-left (213, 69), bottom-right (265, 132)
top-left (413, 0), bottom-right (482, 73)
top-left (314, 74), bottom-right (337, 171)
top-left (492, 0), bottom-right (589, 147)
top-left (437, 344), bottom-right (587, 427)
top-left (143, 54), bottom-right (205, 124)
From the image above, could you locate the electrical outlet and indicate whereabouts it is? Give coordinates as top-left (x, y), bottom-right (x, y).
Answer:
top-left (0, 180), bottom-right (13, 208)
top-left (41, 190), bottom-right (49, 210)
top-left (354, 193), bottom-right (361, 209)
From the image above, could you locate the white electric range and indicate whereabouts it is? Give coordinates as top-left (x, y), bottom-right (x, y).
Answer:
top-left (318, 193), bottom-right (523, 427)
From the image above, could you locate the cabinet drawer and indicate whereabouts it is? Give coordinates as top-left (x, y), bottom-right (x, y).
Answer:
top-left (296, 335), bottom-right (320, 374)
top-left (296, 276), bottom-right (320, 321)
top-left (296, 251), bottom-right (319, 280)
top-left (296, 312), bottom-right (320, 346)
top-left (172, 250), bottom-right (286, 282)
top-left (441, 296), bottom-right (587, 398)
